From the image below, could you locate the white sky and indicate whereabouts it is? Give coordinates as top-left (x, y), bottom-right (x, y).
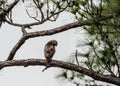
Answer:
top-left (0, 1), bottom-right (81, 86)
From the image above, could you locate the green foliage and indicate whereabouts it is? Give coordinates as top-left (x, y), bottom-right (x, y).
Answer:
top-left (0, 0), bottom-right (5, 6)
top-left (56, 0), bottom-right (120, 85)
top-left (70, 6), bottom-right (79, 14)
top-left (0, 0), bottom-right (5, 10)
top-left (56, 58), bottom-right (84, 86)
top-left (109, 0), bottom-right (120, 13)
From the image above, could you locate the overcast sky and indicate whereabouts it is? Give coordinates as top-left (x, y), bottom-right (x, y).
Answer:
top-left (0, 1), bottom-right (82, 86)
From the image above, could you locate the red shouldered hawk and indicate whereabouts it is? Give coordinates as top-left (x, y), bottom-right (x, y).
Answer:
top-left (42, 40), bottom-right (58, 72)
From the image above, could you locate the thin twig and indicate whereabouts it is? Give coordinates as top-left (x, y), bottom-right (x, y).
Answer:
top-left (21, 26), bottom-right (27, 35)
top-left (75, 50), bottom-right (79, 66)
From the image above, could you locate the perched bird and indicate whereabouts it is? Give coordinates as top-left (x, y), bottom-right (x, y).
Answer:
top-left (42, 40), bottom-right (58, 72)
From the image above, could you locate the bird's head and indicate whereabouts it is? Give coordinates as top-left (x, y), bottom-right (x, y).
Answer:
top-left (48, 40), bottom-right (58, 46)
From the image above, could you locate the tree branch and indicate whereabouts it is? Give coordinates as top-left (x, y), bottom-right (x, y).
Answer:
top-left (6, 14), bottom-right (120, 61)
top-left (5, 5), bottom-right (67, 28)
top-left (6, 21), bottom-right (81, 60)
top-left (1, 59), bottom-right (120, 85)
top-left (7, 36), bottom-right (27, 60)
top-left (0, 0), bottom-right (19, 16)
top-left (5, 12), bottom-right (117, 28)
